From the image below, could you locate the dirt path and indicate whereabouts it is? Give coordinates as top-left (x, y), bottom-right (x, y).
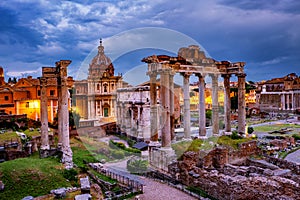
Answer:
top-left (137, 177), bottom-right (197, 200)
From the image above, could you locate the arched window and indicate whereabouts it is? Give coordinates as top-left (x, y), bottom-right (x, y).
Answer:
top-left (104, 84), bottom-right (108, 92)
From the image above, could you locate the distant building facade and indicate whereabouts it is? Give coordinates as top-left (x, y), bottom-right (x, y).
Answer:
top-left (256, 73), bottom-right (300, 113)
top-left (0, 66), bottom-right (74, 122)
top-left (73, 40), bottom-right (122, 125)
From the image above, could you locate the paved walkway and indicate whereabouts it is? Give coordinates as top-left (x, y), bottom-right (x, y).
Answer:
top-left (285, 149), bottom-right (300, 164)
top-left (137, 177), bottom-right (197, 200)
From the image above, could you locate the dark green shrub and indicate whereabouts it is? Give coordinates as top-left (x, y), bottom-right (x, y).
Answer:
top-left (248, 126), bottom-right (254, 134)
top-left (292, 134), bottom-right (300, 140)
top-left (111, 150), bottom-right (125, 159)
top-left (230, 131), bottom-right (242, 139)
top-left (62, 168), bottom-right (78, 182)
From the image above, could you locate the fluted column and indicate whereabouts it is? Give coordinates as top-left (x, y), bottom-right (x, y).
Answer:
top-left (197, 74), bottom-right (206, 137)
top-left (169, 72), bottom-right (175, 141)
top-left (182, 72), bottom-right (191, 139)
top-left (237, 73), bottom-right (246, 134)
top-left (57, 77), bottom-right (63, 144)
top-left (56, 60), bottom-right (73, 169)
top-left (160, 70), bottom-right (171, 147)
top-left (222, 74), bottom-right (231, 133)
top-left (211, 74), bottom-right (219, 135)
top-left (287, 94), bottom-right (290, 110)
top-left (149, 72), bottom-right (158, 142)
top-left (40, 77), bottom-right (49, 150)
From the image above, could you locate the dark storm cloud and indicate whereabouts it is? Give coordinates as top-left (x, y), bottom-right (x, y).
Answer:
top-left (0, 0), bottom-right (299, 81)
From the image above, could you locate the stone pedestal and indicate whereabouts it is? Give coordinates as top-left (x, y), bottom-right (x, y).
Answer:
top-left (149, 146), bottom-right (176, 172)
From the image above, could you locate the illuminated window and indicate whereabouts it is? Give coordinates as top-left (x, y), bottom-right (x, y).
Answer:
top-left (26, 102), bottom-right (29, 108)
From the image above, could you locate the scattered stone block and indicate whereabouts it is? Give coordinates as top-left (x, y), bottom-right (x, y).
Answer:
top-left (0, 180), bottom-right (4, 191)
top-left (75, 194), bottom-right (92, 200)
top-left (273, 169), bottom-right (292, 177)
top-left (263, 169), bottom-right (274, 176)
top-left (51, 187), bottom-right (66, 198)
top-left (80, 176), bottom-right (91, 194)
top-left (22, 196), bottom-right (34, 200)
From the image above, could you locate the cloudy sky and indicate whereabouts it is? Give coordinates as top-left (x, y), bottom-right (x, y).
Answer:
top-left (0, 0), bottom-right (300, 84)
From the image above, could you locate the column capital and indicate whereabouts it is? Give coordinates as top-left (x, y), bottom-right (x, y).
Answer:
top-left (221, 74), bottom-right (231, 78)
top-left (40, 77), bottom-right (47, 86)
top-left (210, 73), bottom-right (219, 79)
top-left (195, 73), bottom-right (206, 78)
top-left (180, 72), bottom-right (193, 77)
top-left (237, 73), bottom-right (247, 78)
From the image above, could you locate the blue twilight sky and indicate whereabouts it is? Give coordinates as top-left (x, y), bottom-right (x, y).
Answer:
top-left (0, 0), bottom-right (300, 85)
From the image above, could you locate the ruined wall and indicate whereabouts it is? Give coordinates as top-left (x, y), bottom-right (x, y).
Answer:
top-left (174, 152), bottom-right (300, 200)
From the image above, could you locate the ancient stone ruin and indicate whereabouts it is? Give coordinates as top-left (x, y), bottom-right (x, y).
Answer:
top-left (169, 142), bottom-right (300, 200)
top-left (39, 60), bottom-right (73, 169)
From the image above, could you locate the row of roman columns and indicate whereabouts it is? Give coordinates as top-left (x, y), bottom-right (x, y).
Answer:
top-left (148, 69), bottom-right (247, 146)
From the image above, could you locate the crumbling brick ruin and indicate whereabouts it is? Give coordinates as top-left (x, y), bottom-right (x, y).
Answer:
top-left (169, 141), bottom-right (300, 200)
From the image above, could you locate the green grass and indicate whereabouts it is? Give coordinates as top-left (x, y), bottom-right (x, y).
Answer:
top-left (254, 124), bottom-right (300, 133)
top-left (279, 146), bottom-right (300, 159)
top-left (90, 169), bottom-right (117, 184)
top-left (217, 135), bottom-right (253, 149)
top-left (0, 154), bottom-right (71, 200)
top-left (0, 129), bottom-right (44, 143)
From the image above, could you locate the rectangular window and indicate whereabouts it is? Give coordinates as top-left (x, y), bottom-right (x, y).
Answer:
top-left (50, 90), bottom-right (55, 96)
top-left (4, 96), bottom-right (8, 101)
top-left (37, 90), bottom-right (41, 96)
top-left (26, 102), bottom-right (29, 108)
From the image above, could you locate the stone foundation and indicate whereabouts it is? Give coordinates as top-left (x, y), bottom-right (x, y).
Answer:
top-left (149, 147), bottom-right (176, 172)
top-left (170, 148), bottom-right (300, 200)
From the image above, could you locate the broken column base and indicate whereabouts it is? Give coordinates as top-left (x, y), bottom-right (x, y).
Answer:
top-left (61, 146), bottom-right (73, 169)
top-left (149, 146), bottom-right (176, 172)
top-left (39, 148), bottom-right (62, 159)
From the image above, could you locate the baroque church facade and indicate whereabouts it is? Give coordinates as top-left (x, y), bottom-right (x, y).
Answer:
top-left (73, 40), bottom-right (122, 125)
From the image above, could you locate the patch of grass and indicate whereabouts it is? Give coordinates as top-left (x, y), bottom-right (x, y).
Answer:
top-left (217, 135), bottom-right (253, 149)
top-left (279, 146), bottom-right (300, 159)
top-left (254, 124), bottom-right (300, 133)
top-left (0, 129), bottom-right (42, 143)
top-left (72, 146), bottom-right (99, 169)
top-left (90, 169), bottom-right (117, 184)
top-left (0, 156), bottom-right (71, 200)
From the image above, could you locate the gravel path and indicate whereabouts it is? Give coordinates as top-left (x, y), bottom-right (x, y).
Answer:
top-left (137, 177), bottom-right (197, 200)
top-left (285, 149), bottom-right (300, 164)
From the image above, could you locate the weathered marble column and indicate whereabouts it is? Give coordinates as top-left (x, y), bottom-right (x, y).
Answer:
top-left (160, 70), bottom-right (171, 147)
top-left (169, 72), bottom-right (175, 142)
top-left (281, 94), bottom-right (285, 110)
top-left (56, 60), bottom-right (73, 169)
top-left (237, 73), bottom-right (246, 134)
top-left (291, 93), bottom-right (294, 110)
top-left (211, 74), bottom-right (219, 135)
top-left (287, 94), bottom-right (290, 110)
top-left (57, 77), bottom-right (63, 144)
top-left (40, 77), bottom-right (50, 150)
top-left (197, 74), bottom-right (206, 137)
top-left (223, 74), bottom-right (231, 133)
top-left (148, 72), bottom-right (158, 142)
top-left (182, 72), bottom-right (191, 139)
